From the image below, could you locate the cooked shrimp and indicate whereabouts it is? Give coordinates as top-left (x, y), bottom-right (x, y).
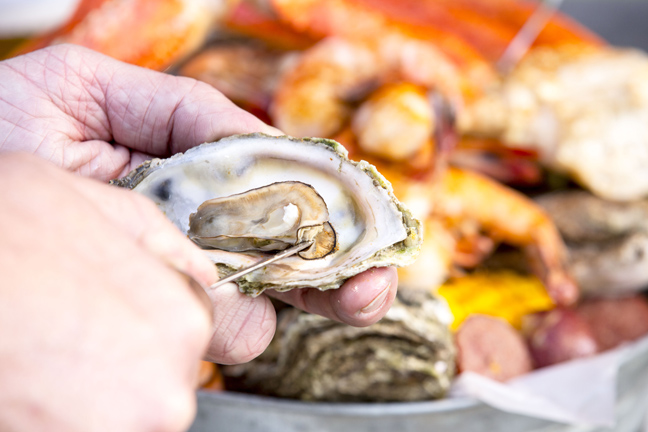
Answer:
top-left (270, 38), bottom-right (382, 137)
top-left (382, 165), bottom-right (577, 306)
top-left (271, 36), bottom-right (463, 138)
top-left (437, 167), bottom-right (576, 306)
top-left (266, 0), bottom-right (648, 201)
top-left (351, 82), bottom-right (435, 162)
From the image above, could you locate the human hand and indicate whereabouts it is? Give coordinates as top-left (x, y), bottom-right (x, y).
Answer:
top-left (0, 153), bottom-right (217, 431)
top-left (0, 153), bottom-right (397, 432)
top-left (0, 45), bottom-right (397, 355)
top-left (0, 43), bottom-right (281, 181)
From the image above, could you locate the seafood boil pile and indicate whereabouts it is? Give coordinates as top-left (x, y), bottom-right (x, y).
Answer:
top-left (9, 0), bottom-right (648, 402)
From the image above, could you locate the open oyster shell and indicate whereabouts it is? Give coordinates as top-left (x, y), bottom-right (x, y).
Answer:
top-left (113, 133), bottom-right (421, 296)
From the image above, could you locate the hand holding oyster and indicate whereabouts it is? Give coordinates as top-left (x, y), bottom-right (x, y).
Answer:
top-left (113, 133), bottom-right (422, 296)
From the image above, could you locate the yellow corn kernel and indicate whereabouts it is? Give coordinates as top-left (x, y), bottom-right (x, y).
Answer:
top-left (436, 270), bottom-right (555, 331)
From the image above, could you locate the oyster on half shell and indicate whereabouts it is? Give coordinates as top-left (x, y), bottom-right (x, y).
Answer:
top-left (188, 181), bottom-right (338, 260)
top-left (112, 134), bottom-right (421, 296)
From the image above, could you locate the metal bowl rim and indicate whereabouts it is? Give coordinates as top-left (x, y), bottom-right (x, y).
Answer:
top-left (197, 391), bottom-right (482, 416)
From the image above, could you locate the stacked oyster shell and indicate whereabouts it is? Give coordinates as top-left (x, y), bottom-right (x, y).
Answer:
top-left (536, 190), bottom-right (648, 297)
top-left (222, 289), bottom-right (456, 402)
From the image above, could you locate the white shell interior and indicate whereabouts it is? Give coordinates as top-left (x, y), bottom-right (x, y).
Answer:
top-left (132, 136), bottom-right (408, 287)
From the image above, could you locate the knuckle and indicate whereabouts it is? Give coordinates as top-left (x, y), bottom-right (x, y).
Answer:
top-left (192, 79), bottom-right (219, 97)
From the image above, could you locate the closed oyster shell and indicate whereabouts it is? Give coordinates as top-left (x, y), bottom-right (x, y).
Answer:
top-left (535, 190), bottom-right (648, 297)
top-left (113, 133), bottom-right (421, 295)
top-left (222, 290), bottom-right (456, 402)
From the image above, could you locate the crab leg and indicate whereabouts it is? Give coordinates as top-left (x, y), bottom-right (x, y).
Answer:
top-left (9, 0), bottom-right (219, 71)
top-left (268, 0), bottom-right (602, 60)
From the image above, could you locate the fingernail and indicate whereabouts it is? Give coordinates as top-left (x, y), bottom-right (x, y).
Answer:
top-left (358, 282), bottom-right (391, 315)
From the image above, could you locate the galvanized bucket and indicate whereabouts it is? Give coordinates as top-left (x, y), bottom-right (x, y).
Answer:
top-left (190, 336), bottom-right (648, 432)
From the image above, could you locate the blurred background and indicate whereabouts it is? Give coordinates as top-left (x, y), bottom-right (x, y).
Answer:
top-left (3, 0), bottom-right (648, 431)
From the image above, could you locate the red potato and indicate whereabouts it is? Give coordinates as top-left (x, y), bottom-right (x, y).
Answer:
top-left (577, 296), bottom-right (648, 351)
top-left (523, 308), bottom-right (599, 368)
top-left (455, 314), bottom-right (533, 382)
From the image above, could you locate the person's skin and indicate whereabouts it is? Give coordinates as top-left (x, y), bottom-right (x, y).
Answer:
top-left (0, 44), bottom-right (398, 431)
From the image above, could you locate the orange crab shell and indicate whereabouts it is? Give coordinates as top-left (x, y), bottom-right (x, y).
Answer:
top-left (9, 0), bottom-right (215, 71)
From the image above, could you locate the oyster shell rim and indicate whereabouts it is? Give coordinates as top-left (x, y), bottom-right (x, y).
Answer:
top-left (111, 133), bottom-right (422, 295)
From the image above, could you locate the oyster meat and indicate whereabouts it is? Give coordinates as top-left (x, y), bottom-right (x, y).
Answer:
top-left (188, 181), bottom-right (337, 259)
top-left (113, 133), bottom-right (421, 295)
